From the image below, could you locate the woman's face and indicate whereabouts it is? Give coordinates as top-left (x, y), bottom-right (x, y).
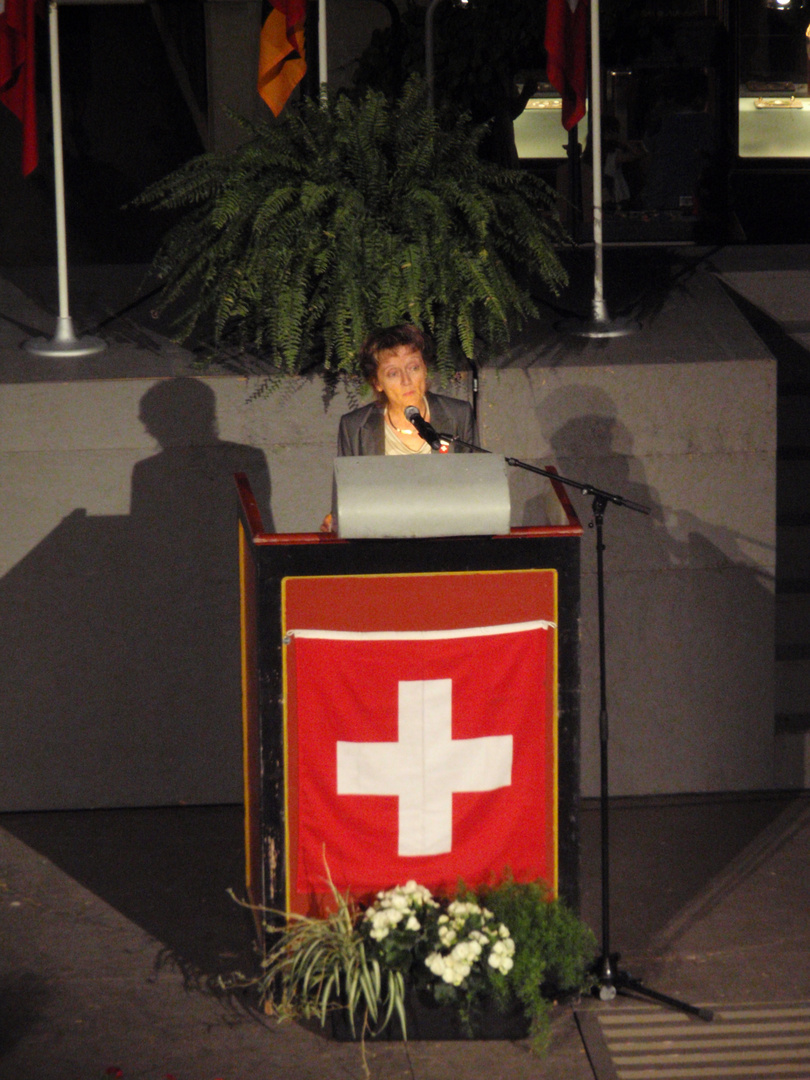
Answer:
top-left (372, 345), bottom-right (428, 413)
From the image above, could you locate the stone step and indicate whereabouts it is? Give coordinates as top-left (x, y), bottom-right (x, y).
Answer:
top-left (775, 657), bottom-right (810, 712)
top-left (778, 391), bottom-right (810, 447)
top-left (779, 446), bottom-right (810, 461)
top-left (777, 459), bottom-right (810, 515)
top-left (776, 525), bottom-right (810, 581)
top-left (774, 714), bottom-right (810, 789)
top-left (781, 329), bottom-right (810, 385)
top-left (776, 593), bottom-right (810, 655)
top-left (779, 369), bottom-right (810, 395)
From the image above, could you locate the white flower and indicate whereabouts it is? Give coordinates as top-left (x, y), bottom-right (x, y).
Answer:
top-left (448, 900), bottom-right (481, 919)
top-left (367, 880), bottom-right (515, 994)
top-left (426, 953), bottom-right (446, 976)
top-left (438, 925), bottom-right (457, 946)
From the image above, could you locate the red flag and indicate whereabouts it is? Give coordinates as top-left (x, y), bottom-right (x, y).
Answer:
top-left (258, 0), bottom-right (306, 117)
top-left (285, 621), bottom-right (557, 905)
top-left (0, 0), bottom-right (38, 174)
top-left (544, 0), bottom-right (588, 131)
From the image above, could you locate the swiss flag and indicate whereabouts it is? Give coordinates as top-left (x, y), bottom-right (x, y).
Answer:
top-left (544, 0), bottom-right (588, 131)
top-left (285, 621), bottom-right (557, 906)
top-left (0, 0), bottom-right (38, 175)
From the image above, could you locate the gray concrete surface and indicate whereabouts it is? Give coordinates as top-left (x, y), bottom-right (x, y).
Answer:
top-left (0, 794), bottom-right (807, 1080)
top-left (0, 247), bottom-right (788, 810)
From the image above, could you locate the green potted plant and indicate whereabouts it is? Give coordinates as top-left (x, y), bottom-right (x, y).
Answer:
top-left (136, 76), bottom-right (567, 384)
top-left (242, 872), bottom-right (595, 1057)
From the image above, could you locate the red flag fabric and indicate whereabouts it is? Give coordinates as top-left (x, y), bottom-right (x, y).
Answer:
top-left (0, 0), bottom-right (38, 174)
top-left (544, 0), bottom-right (588, 131)
top-left (285, 621), bottom-right (557, 904)
top-left (258, 0), bottom-right (306, 117)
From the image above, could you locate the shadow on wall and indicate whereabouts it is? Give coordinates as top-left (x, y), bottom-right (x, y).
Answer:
top-left (529, 385), bottom-right (777, 795)
top-left (0, 378), bottom-right (273, 811)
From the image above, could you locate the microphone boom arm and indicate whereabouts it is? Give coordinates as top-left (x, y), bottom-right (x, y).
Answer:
top-left (440, 433), bottom-right (651, 517)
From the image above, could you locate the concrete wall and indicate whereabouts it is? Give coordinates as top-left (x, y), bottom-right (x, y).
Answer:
top-left (0, 268), bottom-right (778, 810)
top-left (481, 362), bottom-right (776, 798)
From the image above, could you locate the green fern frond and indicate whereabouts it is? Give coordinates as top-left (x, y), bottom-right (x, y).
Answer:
top-left (137, 75), bottom-right (568, 379)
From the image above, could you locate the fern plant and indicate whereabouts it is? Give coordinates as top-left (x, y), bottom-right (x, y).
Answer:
top-left (477, 877), bottom-right (596, 1053)
top-left (137, 77), bottom-right (567, 381)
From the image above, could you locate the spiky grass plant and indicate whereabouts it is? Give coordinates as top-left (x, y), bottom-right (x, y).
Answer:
top-left (255, 878), bottom-right (406, 1041)
top-left (137, 77), bottom-right (567, 381)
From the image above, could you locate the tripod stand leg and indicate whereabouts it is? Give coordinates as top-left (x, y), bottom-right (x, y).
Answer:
top-left (613, 970), bottom-right (714, 1022)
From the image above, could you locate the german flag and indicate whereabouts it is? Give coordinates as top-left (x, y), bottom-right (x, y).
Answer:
top-left (258, 0), bottom-right (306, 117)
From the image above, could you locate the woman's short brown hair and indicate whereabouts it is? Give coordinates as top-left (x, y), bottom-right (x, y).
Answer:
top-left (358, 324), bottom-right (435, 386)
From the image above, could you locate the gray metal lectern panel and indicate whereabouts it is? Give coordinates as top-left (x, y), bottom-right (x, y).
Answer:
top-left (333, 455), bottom-right (511, 539)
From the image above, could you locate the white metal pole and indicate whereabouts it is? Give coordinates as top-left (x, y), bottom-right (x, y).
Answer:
top-left (590, 0), bottom-right (606, 325)
top-left (50, 0), bottom-right (69, 320)
top-left (560, 0), bottom-right (636, 337)
top-left (25, 0), bottom-right (105, 357)
top-left (318, 0), bottom-right (327, 101)
top-left (426, 0), bottom-right (440, 109)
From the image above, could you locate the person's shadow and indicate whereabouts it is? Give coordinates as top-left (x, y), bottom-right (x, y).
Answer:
top-left (0, 376), bottom-right (273, 811)
top-left (125, 378), bottom-right (274, 803)
top-left (524, 384), bottom-right (777, 950)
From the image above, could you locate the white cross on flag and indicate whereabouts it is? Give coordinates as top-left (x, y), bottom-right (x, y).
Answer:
top-left (285, 620), bottom-right (557, 902)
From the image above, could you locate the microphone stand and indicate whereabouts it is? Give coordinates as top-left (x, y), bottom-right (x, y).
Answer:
top-left (443, 433), bottom-right (713, 1022)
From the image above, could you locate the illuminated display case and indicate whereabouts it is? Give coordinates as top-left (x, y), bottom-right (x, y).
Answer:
top-left (739, 0), bottom-right (810, 158)
top-left (513, 3), bottom-right (810, 240)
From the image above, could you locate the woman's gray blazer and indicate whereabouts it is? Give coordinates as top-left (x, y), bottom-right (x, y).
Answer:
top-left (337, 392), bottom-right (477, 456)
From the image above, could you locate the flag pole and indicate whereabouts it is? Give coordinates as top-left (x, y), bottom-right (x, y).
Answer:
top-left (589, 0), bottom-right (606, 324)
top-left (318, 0), bottom-right (327, 102)
top-left (562, 0), bottom-right (636, 340)
top-left (25, 0), bottom-right (105, 358)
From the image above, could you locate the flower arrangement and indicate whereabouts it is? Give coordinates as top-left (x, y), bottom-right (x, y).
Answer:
top-left (244, 873), bottom-right (595, 1055)
top-left (361, 883), bottom-right (515, 997)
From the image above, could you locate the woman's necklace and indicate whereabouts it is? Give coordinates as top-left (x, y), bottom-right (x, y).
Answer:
top-left (386, 400), bottom-right (428, 436)
top-left (386, 410), bottom-right (414, 435)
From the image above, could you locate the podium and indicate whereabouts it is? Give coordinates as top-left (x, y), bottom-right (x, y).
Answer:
top-left (235, 471), bottom-right (583, 925)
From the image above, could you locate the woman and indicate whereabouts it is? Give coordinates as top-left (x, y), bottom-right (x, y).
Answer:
top-left (337, 324), bottom-right (477, 456)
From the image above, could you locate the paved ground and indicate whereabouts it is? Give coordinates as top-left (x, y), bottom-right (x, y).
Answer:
top-left (0, 794), bottom-right (808, 1080)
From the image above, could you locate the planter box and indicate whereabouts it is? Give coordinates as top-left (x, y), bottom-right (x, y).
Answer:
top-left (324, 986), bottom-right (530, 1042)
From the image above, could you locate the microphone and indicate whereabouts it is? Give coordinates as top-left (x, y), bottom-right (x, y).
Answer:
top-left (404, 405), bottom-right (443, 450)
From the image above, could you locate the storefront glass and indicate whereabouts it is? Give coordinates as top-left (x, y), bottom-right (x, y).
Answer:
top-left (739, 0), bottom-right (810, 157)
